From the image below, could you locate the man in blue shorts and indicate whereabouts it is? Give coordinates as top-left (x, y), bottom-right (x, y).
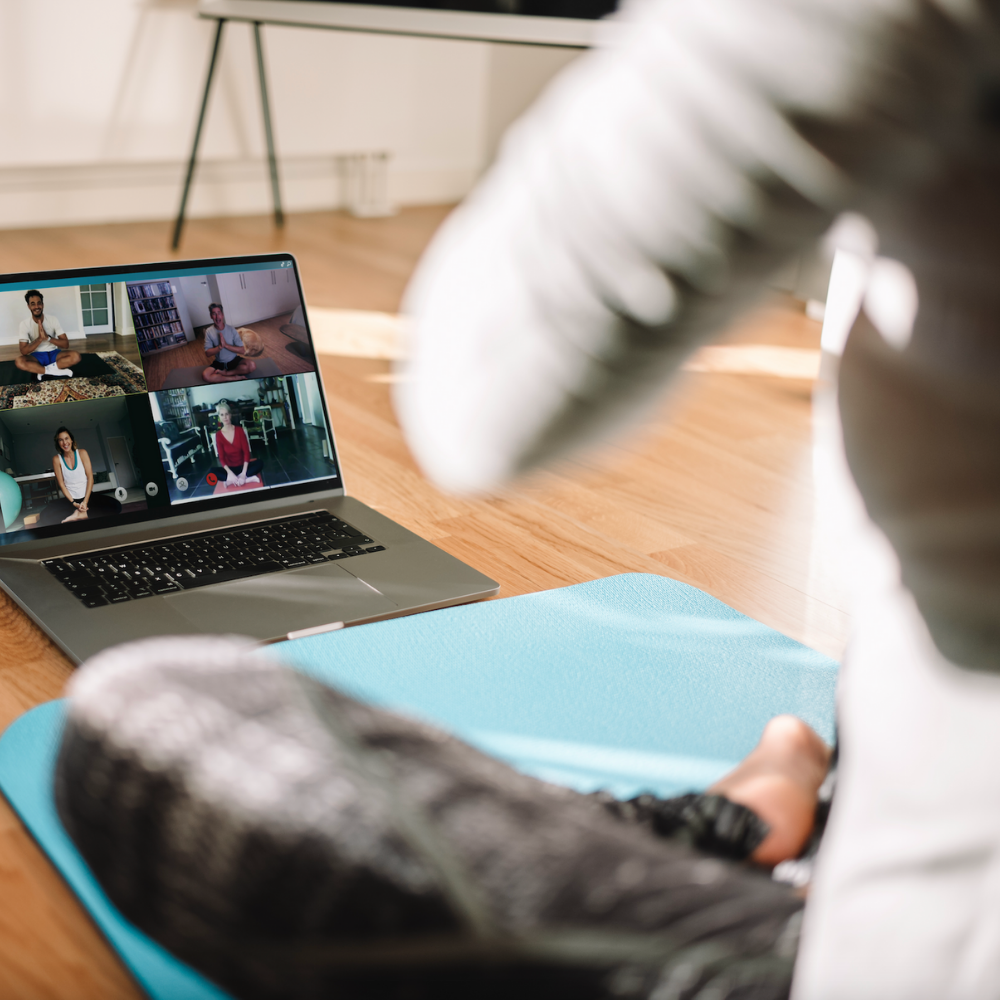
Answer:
top-left (201, 302), bottom-right (257, 383)
top-left (16, 290), bottom-right (80, 380)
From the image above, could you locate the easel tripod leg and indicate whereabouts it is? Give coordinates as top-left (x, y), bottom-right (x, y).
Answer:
top-left (172, 18), bottom-right (226, 251)
top-left (254, 22), bottom-right (284, 228)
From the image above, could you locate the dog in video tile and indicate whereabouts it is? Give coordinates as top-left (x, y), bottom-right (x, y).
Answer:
top-left (132, 269), bottom-right (316, 393)
top-left (151, 373), bottom-right (337, 503)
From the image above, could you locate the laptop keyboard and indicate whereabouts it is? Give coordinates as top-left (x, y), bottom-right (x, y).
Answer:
top-left (41, 511), bottom-right (386, 609)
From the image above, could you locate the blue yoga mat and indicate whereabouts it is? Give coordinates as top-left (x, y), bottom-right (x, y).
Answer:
top-left (0, 573), bottom-right (837, 1000)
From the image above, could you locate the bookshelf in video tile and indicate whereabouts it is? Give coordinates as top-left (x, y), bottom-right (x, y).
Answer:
top-left (127, 281), bottom-right (186, 353)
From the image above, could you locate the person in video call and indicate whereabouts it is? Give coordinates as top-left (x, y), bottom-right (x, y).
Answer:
top-left (16, 290), bottom-right (81, 381)
top-left (211, 401), bottom-right (262, 488)
top-left (41, 427), bottom-right (122, 527)
top-left (201, 303), bottom-right (257, 384)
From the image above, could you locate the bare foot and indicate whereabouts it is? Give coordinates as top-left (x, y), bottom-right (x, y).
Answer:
top-left (61, 509), bottom-right (89, 523)
top-left (709, 715), bottom-right (831, 867)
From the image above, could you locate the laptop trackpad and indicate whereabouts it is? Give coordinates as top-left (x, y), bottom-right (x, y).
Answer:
top-left (165, 563), bottom-right (397, 640)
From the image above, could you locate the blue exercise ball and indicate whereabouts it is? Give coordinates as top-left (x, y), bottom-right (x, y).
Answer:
top-left (0, 471), bottom-right (22, 529)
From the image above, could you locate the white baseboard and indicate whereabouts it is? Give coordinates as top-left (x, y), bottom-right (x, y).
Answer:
top-left (0, 156), bottom-right (480, 230)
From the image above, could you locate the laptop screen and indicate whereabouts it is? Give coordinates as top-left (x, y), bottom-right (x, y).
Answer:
top-left (0, 253), bottom-right (342, 548)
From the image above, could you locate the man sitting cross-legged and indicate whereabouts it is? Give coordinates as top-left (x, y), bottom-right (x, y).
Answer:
top-left (201, 302), bottom-right (258, 383)
top-left (16, 290), bottom-right (80, 380)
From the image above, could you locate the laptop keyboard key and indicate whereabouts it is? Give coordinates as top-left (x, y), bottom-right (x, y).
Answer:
top-left (45, 512), bottom-right (383, 607)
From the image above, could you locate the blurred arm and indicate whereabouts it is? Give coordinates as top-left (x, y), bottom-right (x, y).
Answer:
top-left (397, 0), bottom-right (973, 494)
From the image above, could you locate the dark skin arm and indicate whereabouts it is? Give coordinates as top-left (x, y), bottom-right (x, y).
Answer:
top-left (20, 318), bottom-right (69, 355)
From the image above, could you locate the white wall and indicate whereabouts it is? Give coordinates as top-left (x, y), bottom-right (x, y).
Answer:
top-left (483, 45), bottom-right (580, 163)
top-left (0, 287), bottom-right (81, 346)
top-left (176, 276), bottom-right (215, 330)
top-left (215, 267), bottom-right (302, 327)
top-left (300, 372), bottom-right (325, 426)
top-left (114, 283), bottom-right (136, 338)
top-left (0, 0), bottom-right (495, 228)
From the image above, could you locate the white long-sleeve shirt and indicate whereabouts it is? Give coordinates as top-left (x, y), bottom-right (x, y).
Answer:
top-left (399, 0), bottom-right (983, 494)
top-left (398, 0), bottom-right (1000, 994)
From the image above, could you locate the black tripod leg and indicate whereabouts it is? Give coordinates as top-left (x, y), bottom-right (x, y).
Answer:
top-left (172, 18), bottom-right (226, 251)
top-left (254, 22), bottom-right (284, 228)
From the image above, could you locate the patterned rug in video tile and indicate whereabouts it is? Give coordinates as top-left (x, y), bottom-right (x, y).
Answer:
top-left (0, 352), bottom-right (146, 409)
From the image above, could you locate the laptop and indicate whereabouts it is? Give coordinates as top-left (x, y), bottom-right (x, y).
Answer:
top-left (0, 253), bottom-right (498, 663)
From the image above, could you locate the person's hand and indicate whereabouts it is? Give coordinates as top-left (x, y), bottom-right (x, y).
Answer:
top-left (78, 502), bottom-right (88, 512)
top-left (226, 470), bottom-right (238, 486)
top-left (237, 473), bottom-right (246, 486)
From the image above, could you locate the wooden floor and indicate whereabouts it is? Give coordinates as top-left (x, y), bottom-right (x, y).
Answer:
top-left (0, 332), bottom-right (142, 369)
top-left (0, 208), bottom-right (453, 313)
top-left (0, 209), bottom-right (848, 998)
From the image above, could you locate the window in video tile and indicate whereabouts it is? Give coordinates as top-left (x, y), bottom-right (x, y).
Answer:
top-left (0, 396), bottom-right (151, 534)
top-left (133, 268), bottom-right (316, 394)
top-left (149, 373), bottom-right (339, 504)
top-left (0, 284), bottom-right (146, 410)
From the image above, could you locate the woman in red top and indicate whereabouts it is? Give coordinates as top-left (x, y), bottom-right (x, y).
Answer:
top-left (212, 402), bottom-right (263, 488)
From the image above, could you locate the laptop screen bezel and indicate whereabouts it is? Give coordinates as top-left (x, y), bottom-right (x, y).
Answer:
top-left (0, 251), bottom-right (345, 551)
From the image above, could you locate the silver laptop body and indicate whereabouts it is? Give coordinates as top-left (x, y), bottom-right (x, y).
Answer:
top-left (0, 253), bottom-right (498, 663)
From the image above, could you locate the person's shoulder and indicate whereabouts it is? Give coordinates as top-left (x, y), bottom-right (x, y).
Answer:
top-left (49, 315), bottom-right (64, 330)
top-left (205, 327), bottom-right (219, 341)
top-left (17, 319), bottom-right (31, 337)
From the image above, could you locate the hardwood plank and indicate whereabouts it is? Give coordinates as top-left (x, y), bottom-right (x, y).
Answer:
top-left (0, 824), bottom-right (138, 1000)
top-left (0, 334), bottom-right (141, 370)
top-left (0, 207), bottom-right (454, 313)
